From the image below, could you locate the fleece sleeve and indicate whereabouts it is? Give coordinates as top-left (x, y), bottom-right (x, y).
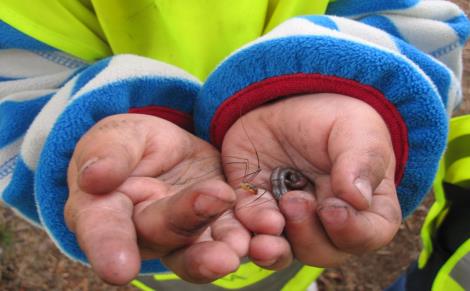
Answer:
top-left (193, 0), bottom-right (470, 217)
top-left (0, 21), bottom-right (200, 273)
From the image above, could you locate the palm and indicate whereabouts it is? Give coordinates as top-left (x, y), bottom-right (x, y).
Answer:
top-left (126, 122), bottom-right (226, 205)
top-left (221, 99), bottom-right (333, 198)
top-left (66, 114), bottom-right (248, 284)
top-left (221, 93), bottom-right (402, 267)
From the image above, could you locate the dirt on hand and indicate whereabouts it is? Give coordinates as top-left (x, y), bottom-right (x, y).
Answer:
top-left (1, 1), bottom-right (469, 290)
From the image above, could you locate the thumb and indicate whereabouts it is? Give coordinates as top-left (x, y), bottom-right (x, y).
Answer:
top-left (330, 150), bottom-right (388, 210)
top-left (328, 110), bottom-right (395, 210)
top-left (72, 114), bottom-right (147, 195)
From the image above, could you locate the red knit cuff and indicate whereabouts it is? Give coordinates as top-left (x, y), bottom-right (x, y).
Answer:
top-left (129, 106), bottom-right (194, 132)
top-left (210, 74), bottom-right (408, 184)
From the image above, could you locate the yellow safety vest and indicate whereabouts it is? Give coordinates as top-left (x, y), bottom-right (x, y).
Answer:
top-left (132, 260), bottom-right (324, 291)
top-left (1, 1), bottom-right (332, 289)
top-left (0, 0), bottom-right (330, 80)
top-left (419, 115), bottom-right (470, 291)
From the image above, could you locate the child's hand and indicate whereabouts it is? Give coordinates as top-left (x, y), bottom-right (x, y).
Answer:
top-left (65, 114), bottom-right (250, 285)
top-left (222, 93), bottom-right (402, 268)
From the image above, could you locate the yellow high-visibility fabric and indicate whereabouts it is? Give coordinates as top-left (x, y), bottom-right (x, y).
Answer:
top-left (419, 115), bottom-right (470, 267)
top-left (132, 262), bottom-right (324, 290)
top-left (0, 0), bottom-right (330, 80)
top-left (0, 0), bottom-right (111, 60)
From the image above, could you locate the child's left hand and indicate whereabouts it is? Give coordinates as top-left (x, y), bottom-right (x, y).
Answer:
top-left (221, 93), bottom-right (402, 269)
top-left (65, 114), bottom-right (250, 285)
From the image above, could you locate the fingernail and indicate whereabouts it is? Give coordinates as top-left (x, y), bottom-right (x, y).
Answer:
top-left (283, 197), bottom-right (309, 222)
top-left (257, 258), bottom-right (278, 267)
top-left (318, 205), bottom-right (348, 225)
top-left (354, 178), bottom-right (372, 206)
top-left (198, 265), bottom-right (218, 278)
top-left (79, 157), bottom-right (100, 175)
top-left (194, 194), bottom-right (230, 217)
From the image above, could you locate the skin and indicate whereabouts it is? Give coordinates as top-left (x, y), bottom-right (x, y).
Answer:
top-left (65, 115), bottom-right (250, 285)
top-left (65, 92), bottom-right (402, 285)
top-left (222, 93), bottom-right (402, 268)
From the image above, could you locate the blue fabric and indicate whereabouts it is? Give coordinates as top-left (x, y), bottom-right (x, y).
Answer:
top-left (0, 21), bottom-right (87, 69)
top-left (0, 76), bottom-right (23, 82)
top-left (447, 15), bottom-right (470, 46)
top-left (1, 1), bottom-right (469, 276)
top-left (395, 39), bottom-right (451, 107)
top-left (385, 273), bottom-right (407, 291)
top-left (0, 94), bottom-right (53, 148)
top-left (195, 34), bottom-right (448, 217)
top-left (327, 0), bottom-right (419, 16)
top-left (0, 155), bottom-right (18, 184)
top-left (360, 15), bottom-right (406, 40)
top-left (71, 59), bottom-right (110, 95)
top-left (2, 157), bottom-right (39, 223)
top-left (0, 93), bottom-right (53, 223)
top-left (34, 67), bottom-right (200, 272)
top-left (301, 16), bottom-right (338, 30)
top-left (428, 15), bottom-right (470, 59)
top-left (0, 20), bottom-right (55, 51)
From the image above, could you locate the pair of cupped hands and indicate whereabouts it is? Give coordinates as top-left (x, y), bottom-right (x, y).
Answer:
top-left (65, 93), bottom-right (402, 285)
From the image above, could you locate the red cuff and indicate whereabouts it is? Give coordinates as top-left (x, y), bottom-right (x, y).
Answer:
top-left (129, 106), bottom-right (194, 132)
top-left (210, 74), bottom-right (408, 184)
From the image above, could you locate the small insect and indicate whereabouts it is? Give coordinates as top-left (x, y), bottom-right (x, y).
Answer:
top-left (223, 154), bottom-right (262, 195)
top-left (169, 107), bottom-right (314, 207)
top-left (229, 113), bottom-right (264, 196)
top-left (227, 112), bottom-right (313, 206)
top-left (239, 182), bottom-right (258, 194)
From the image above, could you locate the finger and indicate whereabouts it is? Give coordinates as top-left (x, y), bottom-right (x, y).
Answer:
top-left (73, 114), bottom-right (148, 194)
top-left (64, 191), bottom-right (140, 285)
top-left (279, 191), bottom-right (350, 267)
top-left (234, 188), bottom-right (285, 236)
top-left (328, 111), bottom-right (394, 210)
top-left (317, 180), bottom-right (402, 254)
top-left (134, 180), bottom-right (236, 257)
top-left (117, 177), bottom-right (249, 257)
top-left (162, 241), bottom-right (240, 283)
top-left (211, 211), bottom-right (251, 257)
top-left (117, 176), bottom-right (170, 205)
top-left (249, 234), bottom-right (293, 270)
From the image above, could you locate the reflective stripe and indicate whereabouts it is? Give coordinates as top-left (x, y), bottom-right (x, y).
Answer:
top-left (281, 265), bottom-right (324, 291)
top-left (450, 252), bottom-right (470, 289)
top-left (149, 259), bottom-right (277, 288)
top-left (133, 260), bottom-right (322, 291)
top-left (420, 115), bottom-right (470, 268)
top-left (433, 239), bottom-right (470, 291)
top-left (212, 259), bottom-right (275, 289)
top-left (131, 279), bottom-right (155, 291)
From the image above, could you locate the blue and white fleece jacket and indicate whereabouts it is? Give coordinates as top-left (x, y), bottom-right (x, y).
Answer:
top-left (0, 0), bottom-right (469, 273)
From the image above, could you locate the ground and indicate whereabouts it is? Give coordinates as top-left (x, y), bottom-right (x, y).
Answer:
top-left (1, 1), bottom-right (469, 290)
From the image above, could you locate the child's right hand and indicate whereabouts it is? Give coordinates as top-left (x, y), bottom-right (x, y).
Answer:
top-left (221, 93), bottom-right (402, 269)
top-left (64, 114), bottom-right (250, 285)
